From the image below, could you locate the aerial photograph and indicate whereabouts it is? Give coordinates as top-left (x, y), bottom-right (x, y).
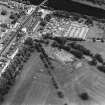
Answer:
top-left (0, 0), bottom-right (105, 105)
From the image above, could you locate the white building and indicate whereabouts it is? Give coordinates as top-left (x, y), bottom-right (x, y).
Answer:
top-left (22, 27), bottom-right (27, 33)
top-left (0, 60), bottom-right (10, 77)
top-left (53, 49), bottom-right (74, 63)
top-left (10, 48), bottom-right (19, 59)
top-left (26, 6), bottom-right (35, 15)
top-left (65, 21), bottom-right (89, 39)
top-left (13, 22), bottom-right (20, 29)
top-left (38, 8), bottom-right (52, 19)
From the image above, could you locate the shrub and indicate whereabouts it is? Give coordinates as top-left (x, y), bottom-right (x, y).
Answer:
top-left (88, 58), bottom-right (97, 66)
top-left (97, 65), bottom-right (105, 73)
top-left (94, 53), bottom-right (104, 63)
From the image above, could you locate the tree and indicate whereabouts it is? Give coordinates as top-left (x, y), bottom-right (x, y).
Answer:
top-left (101, 38), bottom-right (104, 43)
top-left (88, 58), bottom-right (97, 66)
top-left (94, 53), bottom-right (104, 63)
top-left (63, 46), bottom-right (71, 52)
top-left (96, 0), bottom-right (103, 5)
top-left (14, 57), bottom-right (21, 65)
top-left (9, 12), bottom-right (16, 20)
top-left (57, 91), bottom-right (64, 99)
top-left (1, 71), bottom-right (11, 82)
top-left (70, 42), bottom-right (79, 49)
top-left (19, 11), bottom-right (25, 17)
top-left (18, 64), bottom-right (23, 71)
top-left (34, 43), bottom-right (42, 52)
top-left (11, 19), bottom-right (17, 24)
top-left (7, 77), bottom-right (15, 86)
top-left (40, 20), bottom-right (46, 27)
top-left (1, 9), bottom-right (7, 16)
top-left (44, 14), bottom-right (51, 22)
top-left (0, 23), bottom-right (8, 29)
top-left (0, 77), bottom-right (8, 95)
top-left (70, 50), bottom-right (83, 59)
top-left (5, 68), bottom-right (14, 80)
top-left (53, 37), bottom-right (66, 45)
top-left (92, 38), bottom-right (96, 42)
top-left (27, 46), bottom-right (35, 53)
top-left (24, 37), bottom-right (33, 46)
top-left (25, 0), bottom-right (30, 5)
top-left (97, 65), bottom-right (105, 73)
top-left (7, 64), bottom-right (16, 77)
top-left (13, 60), bottom-right (19, 67)
top-left (51, 77), bottom-right (59, 89)
top-left (51, 41), bottom-right (60, 48)
top-left (69, 43), bottom-right (92, 56)
top-left (24, 50), bottom-right (31, 57)
top-left (44, 62), bottom-right (49, 68)
top-left (79, 92), bottom-right (89, 101)
top-left (0, 94), bottom-right (4, 104)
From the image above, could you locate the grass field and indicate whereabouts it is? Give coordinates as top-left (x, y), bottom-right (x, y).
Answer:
top-left (2, 40), bottom-right (105, 105)
top-left (2, 52), bottom-right (51, 105)
top-left (3, 47), bottom-right (105, 105)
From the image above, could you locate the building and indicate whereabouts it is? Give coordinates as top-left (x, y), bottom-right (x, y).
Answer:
top-left (64, 21), bottom-right (89, 39)
top-left (10, 48), bottom-right (19, 59)
top-left (53, 49), bottom-right (74, 63)
top-left (25, 6), bottom-right (36, 15)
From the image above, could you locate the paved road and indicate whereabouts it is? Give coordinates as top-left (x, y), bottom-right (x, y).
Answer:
top-left (0, 0), bottom-right (47, 56)
top-left (0, 4), bottom-right (39, 56)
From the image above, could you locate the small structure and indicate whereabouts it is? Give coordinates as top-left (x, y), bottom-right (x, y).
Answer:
top-left (0, 60), bottom-right (10, 77)
top-left (53, 49), bottom-right (74, 63)
top-left (25, 6), bottom-right (35, 15)
top-left (22, 27), bottom-right (27, 33)
top-left (10, 48), bottom-right (19, 59)
top-left (75, 62), bottom-right (83, 69)
top-left (64, 21), bottom-right (89, 40)
top-left (13, 22), bottom-right (20, 29)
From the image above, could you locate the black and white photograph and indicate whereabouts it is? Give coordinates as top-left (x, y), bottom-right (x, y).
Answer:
top-left (0, 0), bottom-right (105, 105)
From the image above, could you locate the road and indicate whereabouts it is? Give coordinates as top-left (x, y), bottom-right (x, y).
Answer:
top-left (0, 3), bottom-right (40, 56)
top-left (0, 0), bottom-right (48, 56)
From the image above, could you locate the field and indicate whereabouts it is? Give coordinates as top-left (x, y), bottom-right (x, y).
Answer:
top-left (0, 4), bottom-right (18, 24)
top-left (78, 41), bottom-right (105, 59)
top-left (2, 41), bottom-right (105, 105)
top-left (86, 21), bottom-right (105, 39)
top-left (0, 2), bottom-right (105, 105)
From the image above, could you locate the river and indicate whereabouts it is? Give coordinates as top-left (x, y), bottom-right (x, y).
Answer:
top-left (29, 0), bottom-right (105, 19)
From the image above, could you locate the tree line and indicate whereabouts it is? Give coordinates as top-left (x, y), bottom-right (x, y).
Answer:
top-left (43, 35), bottom-right (105, 74)
top-left (0, 37), bottom-right (36, 104)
